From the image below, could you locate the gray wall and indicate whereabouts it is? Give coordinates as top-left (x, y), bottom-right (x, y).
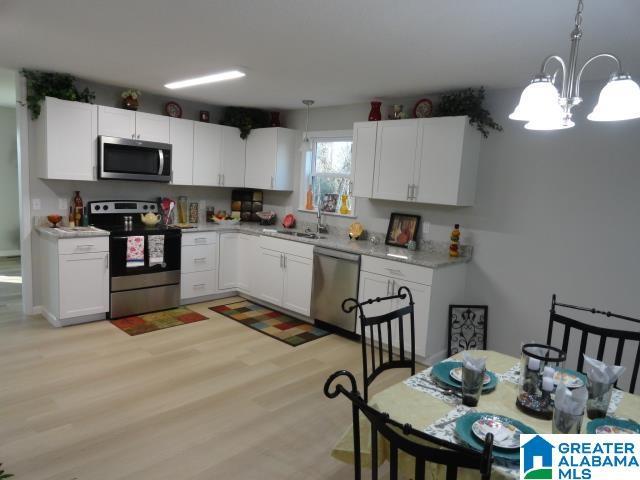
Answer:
top-left (273, 83), bottom-right (640, 357)
top-left (0, 106), bottom-right (19, 254)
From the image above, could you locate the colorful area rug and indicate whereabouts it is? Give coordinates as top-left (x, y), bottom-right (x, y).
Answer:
top-left (210, 299), bottom-right (330, 346)
top-left (111, 307), bottom-right (208, 336)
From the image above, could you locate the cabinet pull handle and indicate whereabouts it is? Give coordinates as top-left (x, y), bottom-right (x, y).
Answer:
top-left (222, 174), bottom-right (225, 186)
top-left (412, 185), bottom-right (418, 199)
top-left (195, 238), bottom-right (207, 244)
top-left (193, 257), bottom-right (206, 262)
top-left (391, 280), bottom-right (396, 293)
top-left (217, 174), bottom-right (221, 185)
top-left (76, 244), bottom-right (95, 249)
top-left (270, 176), bottom-right (274, 189)
top-left (193, 283), bottom-right (205, 288)
top-left (407, 184), bottom-right (411, 200)
top-left (137, 134), bottom-right (141, 139)
top-left (283, 254), bottom-right (286, 269)
top-left (131, 134), bottom-right (135, 139)
top-left (385, 268), bottom-right (403, 276)
top-left (105, 253), bottom-right (109, 269)
top-left (386, 279), bottom-right (391, 296)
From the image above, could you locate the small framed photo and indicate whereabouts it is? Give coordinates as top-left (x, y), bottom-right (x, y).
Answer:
top-left (188, 202), bottom-right (199, 224)
top-left (320, 193), bottom-right (338, 213)
top-left (199, 110), bottom-right (210, 122)
top-left (385, 213), bottom-right (420, 248)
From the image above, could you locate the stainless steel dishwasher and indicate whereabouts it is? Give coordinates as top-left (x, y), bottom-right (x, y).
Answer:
top-left (311, 247), bottom-right (360, 333)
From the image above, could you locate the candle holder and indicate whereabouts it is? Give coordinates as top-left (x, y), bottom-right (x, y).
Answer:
top-left (516, 343), bottom-right (566, 419)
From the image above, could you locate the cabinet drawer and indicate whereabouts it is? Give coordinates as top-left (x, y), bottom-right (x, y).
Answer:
top-left (181, 244), bottom-right (216, 273)
top-left (361, 255), bottom-right (433, 286)
top-left (58, 237), bottom-right (109, 254)
top-left (181, 231), bottom-right (218, 246)
top-left (181, 271), bottom-right (216, 299)
top-left (259, 235), bottom-right (313, 259)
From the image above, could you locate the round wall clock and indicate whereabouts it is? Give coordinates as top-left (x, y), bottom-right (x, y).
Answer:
top-left (165, 101), bottom-right (183, 118)
top-left (413, 98), bottom-right (433, 118)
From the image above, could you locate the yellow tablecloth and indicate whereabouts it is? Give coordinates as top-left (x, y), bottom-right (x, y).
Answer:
top-left (330, 350), bottom-right (640, 480)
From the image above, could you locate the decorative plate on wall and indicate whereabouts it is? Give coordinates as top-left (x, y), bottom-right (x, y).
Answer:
top-left (165, 101), bottom-right (183, 118)
top-left (413, 98), bottom-right (433, 118)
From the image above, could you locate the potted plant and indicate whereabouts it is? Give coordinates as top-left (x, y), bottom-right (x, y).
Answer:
top-left (435, 87), bottom-right (502, 138)
top-left (121, 88), bottom-right (141, 110)
top-left (20, 69), bottom-right (95, 120)
top-left (220, 107), bottom-right (270, 139)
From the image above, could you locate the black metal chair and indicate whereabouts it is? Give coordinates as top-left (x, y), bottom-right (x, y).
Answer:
top-left (448, 305), bottom-right (488, 357)
top-left (342, 286), bottom-right (416, 403)
top-left (324, 370), bottom-right (494, 480)
top-left (547, 294), bottom-right (640, 393)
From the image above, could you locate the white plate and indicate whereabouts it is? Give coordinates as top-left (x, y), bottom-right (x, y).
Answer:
top-left (471, 417), bottom-right (522, 450)
top-left (450, 367), bottom-right (491, 385)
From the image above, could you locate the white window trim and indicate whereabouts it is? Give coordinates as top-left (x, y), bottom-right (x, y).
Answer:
top-left (298, 129), bottom-right (356, 217)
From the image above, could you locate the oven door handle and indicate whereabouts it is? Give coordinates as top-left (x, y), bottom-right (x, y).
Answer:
top-left (157, 149), bottom-right (165, 176)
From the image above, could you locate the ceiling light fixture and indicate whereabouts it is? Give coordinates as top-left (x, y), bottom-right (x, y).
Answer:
top-left (510, 0), bottom-right (640, 131)
top-left (164, 70), bottom-right (245, 89)
top-left (300, 99), bottom-right (315, 153)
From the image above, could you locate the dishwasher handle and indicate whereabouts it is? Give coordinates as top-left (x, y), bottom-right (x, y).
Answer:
top-left (313, 247), bottom-right (360, 263)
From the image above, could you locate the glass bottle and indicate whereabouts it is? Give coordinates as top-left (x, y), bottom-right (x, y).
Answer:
top-left (72, 191), bottom-right (83, 227)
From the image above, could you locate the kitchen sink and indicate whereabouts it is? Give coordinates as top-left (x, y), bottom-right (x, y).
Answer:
top-left (276, 230), bottom-right (325, 240)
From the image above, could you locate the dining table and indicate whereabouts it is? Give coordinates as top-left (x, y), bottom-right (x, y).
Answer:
top-left (330, 350), bottom-right (640, 480)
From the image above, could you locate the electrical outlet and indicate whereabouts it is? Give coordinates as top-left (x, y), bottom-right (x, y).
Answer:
top-left (422, 222), bottom-right (430, 236)
top-left (32, 198), bottom-right (41, 210)
top-left (58, 198), bottom-right (67, 210)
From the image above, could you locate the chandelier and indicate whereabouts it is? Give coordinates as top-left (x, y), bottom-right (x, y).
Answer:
top-left (510, 0), bottom-right (640, 131)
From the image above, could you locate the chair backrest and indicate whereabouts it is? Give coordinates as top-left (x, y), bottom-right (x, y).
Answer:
top-left (343, 286), bottom-right (416, 403)
top-left (448, 305), bottom-right (488, 357)
top-left (324, 370), bottom-right (494, 480)
top-left (547, 294), bottom-right (640, 393)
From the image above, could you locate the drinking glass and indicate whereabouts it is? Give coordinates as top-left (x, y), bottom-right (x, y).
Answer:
top-left (461, 366), bottom-right (484, 407)
top-left (552, 407), bottom-right (583, 434)
top-left (586, 379), bottom-right (614, 419)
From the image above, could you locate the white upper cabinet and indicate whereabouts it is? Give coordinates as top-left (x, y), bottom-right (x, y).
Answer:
top-left (36, 97), bottom-right (97, 181)
top-left (97, 106), bottom-right (170, 143)
top-left (358, 116), bottom-right (481, 206)
top-left (373, 119), bottom-right (419, 201)
top-left (220, 125), bottom-right (246, 188)
top-left (169, 118), bottom-right (194, 186)
top-left (192, 122), bottom-right (222, 186)
top-left (352, 121), bottom-right (377, 198)
top-left (97, 106), bottom-right (136, 139)
top-left (135, 112), bottom-right (170, 143)
top-left (414, 116), bottom-right (481, 206)
top-left (245, 127), bottom-right (297, 191)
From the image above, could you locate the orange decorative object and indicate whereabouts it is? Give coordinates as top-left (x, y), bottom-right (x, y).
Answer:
top-left (449, 224), bottom-right (461, 257)
top-left (282, 213), bottom-right (296, 229)
top-left (305, 185), bottom-right (314, 210)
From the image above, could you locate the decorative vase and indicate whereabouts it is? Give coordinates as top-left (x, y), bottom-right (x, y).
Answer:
top-left (368, 101), bottom-right (382, 121)
top-left (339, 194), bottom-right (350, 215)
top-left (270, 112), bottom-right (281, 127)
top-left (123, 96), bottom-right (139, 110)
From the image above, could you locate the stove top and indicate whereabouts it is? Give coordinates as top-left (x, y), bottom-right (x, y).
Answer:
top-left (86, 200), bottom-right (180, 236)
top-left (95, 224), bottom-right (179, 235)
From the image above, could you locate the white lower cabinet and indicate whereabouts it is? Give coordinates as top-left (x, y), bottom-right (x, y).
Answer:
top-left (255, 236), bottom-right (313, 316)
top-left (39, 234), bottom-right (109, 326)
top-left (218, 233), bottom-right (240, 290)
top-left (180, 232), bottom-right (218, 300)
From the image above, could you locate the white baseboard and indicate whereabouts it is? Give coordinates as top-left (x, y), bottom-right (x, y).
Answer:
top-left (31, 305), bottom-right (43, 316)
top-left (39, 306), bottom-right (105, 327)
top-left (0, 250), bottom-right (20, 257)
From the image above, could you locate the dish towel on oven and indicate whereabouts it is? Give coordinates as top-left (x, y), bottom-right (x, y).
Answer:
top-left (126, 236), bottom-right (145, 268)
top-left (148, 235), bottom-right (165, 266)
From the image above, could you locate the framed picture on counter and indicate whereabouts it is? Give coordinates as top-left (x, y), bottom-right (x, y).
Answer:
top-left (385, 213), bottom-right (420, 248)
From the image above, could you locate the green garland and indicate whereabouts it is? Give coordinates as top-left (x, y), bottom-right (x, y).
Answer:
top-left (21, 69), bottom-right (95, 120)
top-left (220, 106), bottom-right (269, 139)
top-left (436, 87), bottom-right (502, 138)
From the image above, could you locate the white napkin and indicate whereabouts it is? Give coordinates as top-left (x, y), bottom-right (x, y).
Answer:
top-left (555, 383), bottom-right (588, 415)
top-left (583, 354), bottom-right (626, 384)
top-left (462, 351), bottom-right (486, 373)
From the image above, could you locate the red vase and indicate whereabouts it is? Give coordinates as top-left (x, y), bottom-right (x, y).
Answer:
top-left (368, 101), bottom-right (382, 121)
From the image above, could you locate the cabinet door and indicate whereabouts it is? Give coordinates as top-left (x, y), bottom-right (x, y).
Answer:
top-left (220, 125), bottom-right (246, 187)
top-left (193, 122), bottom-right (222, 186)
top-left (282, 254), bottom-right (313, 316)
top-left (135, 112), bottom-right (170, 143)
top-left (373, 120), bottom-right (418, 201)
top-left (273, 128), bottom-right (296, 191)
top-left (182, 244), bottom-right (216, 273)
top-left (352, 121), bottom-right (377, 198)
top-left (237, 234), bottom-right (256, 293)
top-left (169, 118), bottom-right (194, 185)
top-left (358, 271), bottom-right (394, 339)
top-left (42, 98), bottom-right (97, 181)
top-left (256, 248), bottom-right (284, 306)
top-left (245, 128), bottom-right (277, 190)
top-left (218, 233), bottom-right (239, 290)
top-left (97, 105), bottom-right (136, 139)
top-left (415, 116), bottom-right (480, 206)
top-left (58, 252), bottom-right (109, 319)
top-left (392, 278), bottom-right (431, 359)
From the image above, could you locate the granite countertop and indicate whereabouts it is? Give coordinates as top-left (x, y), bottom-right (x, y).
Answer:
top-left (181, 223), bottom-right (471, 269)
top-left (36, 225), bottom-right (110, 238)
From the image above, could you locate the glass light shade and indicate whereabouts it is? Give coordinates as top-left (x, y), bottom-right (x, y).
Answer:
top-left (525, 115), bottom-right (575, 131)
top-left (510, 79), bottom-right (562, 121)
top-left (587, 77), bottom-right (640, 121)
top-left (299, 137), bottom-right (312, 153)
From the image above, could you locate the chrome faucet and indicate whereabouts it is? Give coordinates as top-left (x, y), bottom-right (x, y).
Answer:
top-left (316, 207), bottom-right (328, 234)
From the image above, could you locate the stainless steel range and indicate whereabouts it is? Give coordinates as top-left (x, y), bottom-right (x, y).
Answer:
top-left (87, 200), bottom-right (181, 318)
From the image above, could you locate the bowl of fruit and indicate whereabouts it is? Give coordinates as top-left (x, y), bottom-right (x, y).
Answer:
top-left (210, 211), bottom-right (240, 226)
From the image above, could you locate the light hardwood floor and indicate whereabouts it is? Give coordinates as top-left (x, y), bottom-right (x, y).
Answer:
top-left (0, 261), bottom-right (409, 479)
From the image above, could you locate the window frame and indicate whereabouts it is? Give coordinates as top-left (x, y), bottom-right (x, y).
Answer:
top-left (298, 129), bottom-right (356, 218)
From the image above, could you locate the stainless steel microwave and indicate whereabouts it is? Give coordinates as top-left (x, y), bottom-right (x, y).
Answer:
top-left (99, 136), bottom-right (172, 182)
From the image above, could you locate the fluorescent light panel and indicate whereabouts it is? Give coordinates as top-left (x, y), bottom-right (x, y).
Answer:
top-left (164, 70), bottom-right (245, 89)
